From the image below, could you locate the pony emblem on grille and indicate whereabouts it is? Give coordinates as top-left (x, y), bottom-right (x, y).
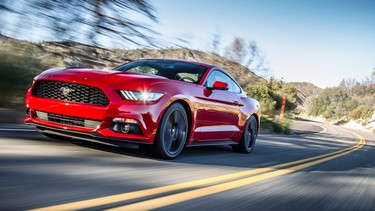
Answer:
top-left (60, 87), bottom-right (74, 97)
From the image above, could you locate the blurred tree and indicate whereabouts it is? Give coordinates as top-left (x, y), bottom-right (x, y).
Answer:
top-left (0, 0), bottom-right (158, 47)
top-left (224, 37), bottom-right (269, 77)
top-left (211, 31), bottom-right (221, 55)
top-left (245, 41), bottom-right (259, 68)
top-left (246, 40), bottom-right (269, 77)
top-left (224, 37), bottom-right (246, 63)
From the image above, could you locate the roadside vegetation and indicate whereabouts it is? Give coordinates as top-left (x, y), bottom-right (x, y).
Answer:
top-left (246, 79), bottom-right (298, 133)
top-left (0, 45), bottom-right (49, 107)
top-left (308, 72), bottom-right (375, 130)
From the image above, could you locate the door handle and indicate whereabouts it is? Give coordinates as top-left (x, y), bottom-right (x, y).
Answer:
top-left (233, 101), bottom-right (240, 106)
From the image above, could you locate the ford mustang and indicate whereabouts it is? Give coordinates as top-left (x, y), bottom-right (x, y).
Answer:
top-left (24, 59), bottom-right (261, 159)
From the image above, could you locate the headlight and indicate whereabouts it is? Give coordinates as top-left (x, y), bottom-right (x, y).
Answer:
top-left (119, 90), bottom-right (164, 102)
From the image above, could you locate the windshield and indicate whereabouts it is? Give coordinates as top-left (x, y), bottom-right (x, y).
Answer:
top-left (114, 60), bottom-right (207, 84)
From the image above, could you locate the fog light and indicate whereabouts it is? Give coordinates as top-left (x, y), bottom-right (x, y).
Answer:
top-left (111, 122), bottom-right (142, 135)
top-left (35, 111), bottom-right (48, 121)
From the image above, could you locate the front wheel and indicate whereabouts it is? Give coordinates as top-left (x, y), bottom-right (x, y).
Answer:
top-left (151, 103), bottom-right (188, 159)
top-left (233, 115), bottom-right (258, 153)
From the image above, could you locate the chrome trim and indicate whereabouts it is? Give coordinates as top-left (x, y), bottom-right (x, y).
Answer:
top-left (194, 125), bottom-right (239, 132)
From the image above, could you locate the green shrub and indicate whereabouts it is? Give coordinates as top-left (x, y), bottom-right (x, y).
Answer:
top-left (260, 114), bottom-right (290, 134)
top-left (350, 105), bottom-right (373, 120)
top-left (360, 106), bottom-right (373, 119)
top-left (247, 78), bottom-right (298, 117)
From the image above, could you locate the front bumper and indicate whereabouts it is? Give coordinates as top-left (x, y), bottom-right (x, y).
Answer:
top-left (24, 93), bottom-right (169, 145)
top-left (28, 123), bottom-right (149, 148)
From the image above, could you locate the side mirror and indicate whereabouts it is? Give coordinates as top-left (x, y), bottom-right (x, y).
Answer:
top-left (208, 81), bottom-right (229, 90)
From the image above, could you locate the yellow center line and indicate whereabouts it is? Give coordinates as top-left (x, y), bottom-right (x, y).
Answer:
top-left (109, 136), bottom-right (366, 211)
top-left (31, 131), bottom-right (366, 211)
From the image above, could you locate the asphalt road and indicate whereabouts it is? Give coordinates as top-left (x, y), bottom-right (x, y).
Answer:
top-left (0, 120), bottom-right (374, 210)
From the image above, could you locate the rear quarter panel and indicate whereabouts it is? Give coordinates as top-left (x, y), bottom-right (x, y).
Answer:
top-left (238, 96), bottom-right (261, 131)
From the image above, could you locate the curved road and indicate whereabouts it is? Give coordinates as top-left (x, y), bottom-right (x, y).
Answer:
top-left (0, 120), bottom-right (374, 210)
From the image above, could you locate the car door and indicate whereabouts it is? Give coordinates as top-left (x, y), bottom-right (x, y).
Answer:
top-left (193, 70), bottom-right (241, 142)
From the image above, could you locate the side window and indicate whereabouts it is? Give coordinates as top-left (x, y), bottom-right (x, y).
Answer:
top-left (231, 80), bottom-right (241, 93)
top-left (206, 70), bottom-right (234, 92)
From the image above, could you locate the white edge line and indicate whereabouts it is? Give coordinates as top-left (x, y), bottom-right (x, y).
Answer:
top-left (319, 126), bottom-right (327, 134)
top-left (313, 123), bottom-right (327, 134)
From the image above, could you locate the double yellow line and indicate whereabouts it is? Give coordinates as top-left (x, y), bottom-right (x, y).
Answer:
top-left (32, 131), bottom-right (366, 211)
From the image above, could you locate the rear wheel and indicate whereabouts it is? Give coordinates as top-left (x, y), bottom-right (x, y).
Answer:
top-left (150, 103), bottom-right (188, 159)
top-left (233, 115), bottom-right (258, 153)
top-left (42, 132), bottom-right (72, 141)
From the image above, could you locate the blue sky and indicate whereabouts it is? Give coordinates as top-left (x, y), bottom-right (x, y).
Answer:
top-left (1, 0), bottom-right (374, 88)
top-left (150, 0), bottom-right (375, 88)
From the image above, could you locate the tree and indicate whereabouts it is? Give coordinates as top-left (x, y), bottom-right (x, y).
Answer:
top-left (339, 78), bottom-right (357, 95)
top-left (245, 40), bottom-right (259, 68)
top-left (211, 31), bottom-right (221, 55)
top-left (245, 40), bottom-right (269, 77)
top-left (224, 37), bottom-right (269, 77)
top-left (224, 37), bottom-right (246, 63)
top-left (0, 0), bottom-right (158, 47)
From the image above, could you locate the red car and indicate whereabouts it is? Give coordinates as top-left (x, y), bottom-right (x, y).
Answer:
top-left (24, 59), bottom-right (261, 159)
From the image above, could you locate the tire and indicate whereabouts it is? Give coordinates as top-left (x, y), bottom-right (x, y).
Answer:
top-left (42, 132), bottom-right (72, 141)
top-left (233, 115), bottom-right (258, 153)
top-left (151, 103), bottom-right (188, 159)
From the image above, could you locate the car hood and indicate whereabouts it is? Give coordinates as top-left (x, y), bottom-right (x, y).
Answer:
top-left (35, 68), bottom-right (168, 89)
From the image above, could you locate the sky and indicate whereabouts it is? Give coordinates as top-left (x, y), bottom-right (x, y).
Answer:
top-left (148, 0), bottom-right (375, 88)
top-left (1, 0), bottom-right (374, 88)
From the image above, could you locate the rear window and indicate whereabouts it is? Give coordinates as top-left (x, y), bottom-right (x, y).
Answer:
top-left (115, 60), bottom-right (207, 84)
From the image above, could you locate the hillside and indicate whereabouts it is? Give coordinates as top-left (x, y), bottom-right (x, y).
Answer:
top-left (0, 34), bottom-right (264, 89)
top-left (288, 82), bottom-right (321, 109)
top-left (289, 82), bottom-right (321, 98)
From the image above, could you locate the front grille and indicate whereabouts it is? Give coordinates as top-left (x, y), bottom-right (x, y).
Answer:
top-left (32, 81), bottom-right (110, 106)
top-left (48, 113), bottom-right (85, 127)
